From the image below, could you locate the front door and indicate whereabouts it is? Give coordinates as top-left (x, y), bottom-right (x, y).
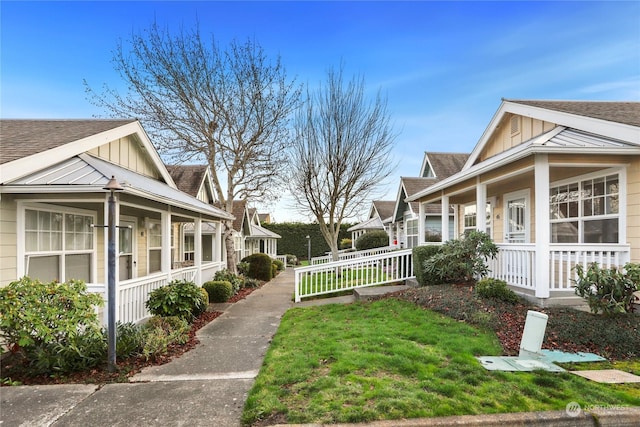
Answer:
top-left (119, 219), bottom-right (136, 281)
top-left (505, 190), bottom-right (529, 243)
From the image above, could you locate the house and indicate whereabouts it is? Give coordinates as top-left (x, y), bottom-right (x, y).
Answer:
top-left (0, 119), bottom-right (233, 324)
top-left (166, 166), bottom-right (281, 264)
top-left (347, 200), bottom-right (395, 248)
top-left (390, 152), bottom-right (469, 248)
top-left (406, 99), bottom-right (640, 305)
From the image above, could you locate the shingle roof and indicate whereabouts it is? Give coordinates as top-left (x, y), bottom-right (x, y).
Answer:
top-left (0, 119), bottom-right (137, 164)
top-left (507, 100), bottom-right (640, 127)
top-left (372, 200), bottom-right (395, 221)
top-left (427, 152), bottom-right (470, 179)
top-left (231, 200), bottom-right (248, 232)
top-left (166, 165), bottom-right (208, 197)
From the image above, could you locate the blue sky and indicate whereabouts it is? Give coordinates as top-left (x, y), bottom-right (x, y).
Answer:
top-left (2, 1), bottom-right (639, 222)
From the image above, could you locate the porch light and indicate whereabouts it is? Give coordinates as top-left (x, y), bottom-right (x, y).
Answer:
top-left (104, 175), bottom-right (123, 373)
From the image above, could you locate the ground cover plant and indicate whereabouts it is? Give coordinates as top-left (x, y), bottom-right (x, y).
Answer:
top-left (242, 299), bottom-right (639, 426)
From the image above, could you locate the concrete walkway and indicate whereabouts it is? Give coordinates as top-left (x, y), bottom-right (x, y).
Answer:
top-left (1, 269), bottom-right (296, 427)
top-left (1, 269), bottom-right (638, 426)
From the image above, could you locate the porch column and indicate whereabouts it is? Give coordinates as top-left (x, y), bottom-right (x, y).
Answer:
top-left (194, 218), bottom-right (202, 285)
top-left (418, 202), bottom-right (425, 246)
top-left (476, 179), bottom-right (487, 233)
top-left (216, 220), bottom-right (223, 265)
top-left (161, 210), bottom-right (171, 275)
top-left (441, 194), bottom-right (450, 242)
top-left (534, 154), bottom-right (550, 298)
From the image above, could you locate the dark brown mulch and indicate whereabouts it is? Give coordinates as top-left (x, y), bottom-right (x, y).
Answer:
top-left (1, 281), bottom-right (267, 386)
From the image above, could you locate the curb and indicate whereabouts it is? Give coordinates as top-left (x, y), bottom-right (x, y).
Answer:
top-left (271, 406), bottom-right (640, 427)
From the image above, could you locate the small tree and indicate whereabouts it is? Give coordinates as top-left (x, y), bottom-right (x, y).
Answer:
top-left (288, 66), bottom-right (396, 261)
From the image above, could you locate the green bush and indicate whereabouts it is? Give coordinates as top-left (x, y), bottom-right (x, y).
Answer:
top-left (574, 262), bottom-right (639, 315)
top-left (145, 279), bottom-right (208, 321)
top-left (242, 253), bottom-right (273, 281)
top-left (286, 254), bottom-right (299, 266)
top-left (141, 316), bottom-right (190, 361)
top-left (475, 278), bottom-right (520, 304)
top-left (412, 245), bottom-right (443, 286)
top-left (273, 259), bottom-right (285, 271)
top-left (116, 322), bottom-right (145, 358)
top-left (203, 281), bottom-right (233, 303)
top-left (0, 277), bottom-right (105, 375)
top-left (243, 278), bottom-right (262, 289)
top-left (423, 231), bottom-right (498, 284)
top-left (355, 230), bottom-right (389, 251)
top-left (340, 238), bottom-right (352, 250)
top-left (214, 269), bottom-right (243, 293)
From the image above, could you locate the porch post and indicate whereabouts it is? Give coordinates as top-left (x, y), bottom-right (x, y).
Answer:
top-left (476, 179), bottom-right (487, 233)
top-left (418, 202), bottom-right (425, 246)
top-left (216, 220), bottom-right (223, 265)
top-left (534, 154), bottom-right (550, 299)
top-left (441, 194), bottom-right (450, 242)
top-left (161, 209), bottom-right (171, 275)
top-left (194, 217), bottom-right (202, 285)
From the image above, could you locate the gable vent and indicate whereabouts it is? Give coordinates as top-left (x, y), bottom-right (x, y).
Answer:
top-left (510, 115), bottom-right (520, 135)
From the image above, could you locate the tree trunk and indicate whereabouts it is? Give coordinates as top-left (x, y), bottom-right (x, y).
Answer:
top-left (224, 226), bottom-right (237, 274)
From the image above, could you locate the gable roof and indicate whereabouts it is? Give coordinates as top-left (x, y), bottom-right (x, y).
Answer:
top-left (0, 119), bottom-right (175, 187)
top-left (423, 152), bottom-right (470, 179)
top-left (509, 100), bottom-right (640, 127)
top-left (166, 165), bottom-right (209, 198)
top-left (372, 200), bottom-right (395, 222)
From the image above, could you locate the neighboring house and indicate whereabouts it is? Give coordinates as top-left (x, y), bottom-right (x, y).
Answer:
top-left (0, 119), bottom-right (233, 324)
top-left (229, 200), bottom-right (281, 262)
top-left (391, 152), bottom-right (469, 248)
top-left (407, 99), bottom-right (640, 305)
top-left (348, 200), bottom-right (395, 248)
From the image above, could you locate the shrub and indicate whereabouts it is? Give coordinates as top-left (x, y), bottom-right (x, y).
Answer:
top-left (236, 262), bottom-right (250, 277)
top-left (340, 238), bottom-right (352, 250)
top-left (423, 231), bottom-right (498, 284)
top-left (141, 316), bottom-right (190, 361)
top-left (574, 262), bottom-right (639, 315)
top-left (286, 254), bottom-right (299, 266)
top-left (116, 322), bottom-right (145, 358)
top-left (355, 230), bottom-right (389, 251)
top-left (214, 269), bottom-right (243, 293)
top-left (412, 245), bottom-right (443, 286)
top-left (0, 277), bottom-right (105, 375)
top-left (203, 281), bottom-right (233, 303)
top-left (243, 278), bottom-right (262, 289)
top-left (145, 279), bottom-right (208, 321)
top-left (475, 278), bottom-right (520, 304)
top-left (273, 259), bottom-right (285, 271)
top-left (242, 253), bottom-right (273, 281)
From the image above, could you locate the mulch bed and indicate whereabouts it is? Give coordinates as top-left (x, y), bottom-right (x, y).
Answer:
top-left (1, 282), bottom-right (264, 386)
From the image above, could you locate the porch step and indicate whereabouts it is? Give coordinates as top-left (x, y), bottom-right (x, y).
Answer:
top-left (354, 284), bottom-right (411, 302)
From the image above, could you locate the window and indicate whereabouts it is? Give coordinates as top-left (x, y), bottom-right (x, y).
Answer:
top-left (148, 220), bottom-right (162, 273)
top-left (405, 218), bottom-right (418, 248)
top-left (24, 208), bottom-right (94, 283)
top-left (184, 235), bottom-right (195, 261)
top-left (463, 202), bottom-right (492, 237)
top-left (550, 174), bottom-right (619, 243)
top-left (425, 215), bottom-right (455, 241)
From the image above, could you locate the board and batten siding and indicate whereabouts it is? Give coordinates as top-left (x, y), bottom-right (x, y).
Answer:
top-left (479, 114), bottom-right (557, 162)
top-left (627, 156), bottom-right (640, 263)
top-left (89, 135), bottom-right (160, 179)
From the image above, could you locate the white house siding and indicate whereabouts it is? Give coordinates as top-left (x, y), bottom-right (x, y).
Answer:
top-left (0, 195), bottom-right (18, 287)
top-left (89, 135), bottom-right (159, 180)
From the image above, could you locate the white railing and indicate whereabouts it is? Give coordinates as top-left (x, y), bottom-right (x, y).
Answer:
top-left (549, 244), bottom-right (630, 291)
top-left (90, 263), bottom-right (225, 325)
top-left (201, 261), bottom-right (225, 281)
top-left (295, 249), bottom-right (413, 302)
top-left (489, 244), bottom-right (536, 290)
top-left (490, 243), bottom-right (631, 293)
top-left (311, 246), bottom-right (396, 265)
top-left (274, 255), bottom-right (288, 269)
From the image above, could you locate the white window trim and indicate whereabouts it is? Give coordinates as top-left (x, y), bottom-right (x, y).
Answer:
top-left (17, 201), bottom-right (97, 283)
top-left (549, 167), bottom-right (625, 244)
top-left (119, 216), bottom-right (138, 280)
top-left (503, 189), bottom-right (531, 243)
top-left (147, 218), bottom-right (162, 275)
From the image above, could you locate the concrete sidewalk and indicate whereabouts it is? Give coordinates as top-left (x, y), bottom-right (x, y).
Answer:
top-left (1, 269), bottom-right (296, 427)
top-left (1, 269), bottom-right (638, 426)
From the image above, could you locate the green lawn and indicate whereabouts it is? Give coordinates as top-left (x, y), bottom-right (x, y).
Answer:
top-left (242, 299), bottom-right (640, 425)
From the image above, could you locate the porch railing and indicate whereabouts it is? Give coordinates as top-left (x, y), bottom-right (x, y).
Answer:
top-left (490, 243), bottom-right (631, 293)
top-left (311, 246), bottom-right (396, 265)
top-left (295, 249), bottom-right (413, 302)
top-left (274, 255), bottom-right (288, 269)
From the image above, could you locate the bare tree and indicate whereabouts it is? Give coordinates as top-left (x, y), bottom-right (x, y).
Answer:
top-left (85, 22), bottom-right (301, 272)
top-left (289, 66), bottom-right (397, 261)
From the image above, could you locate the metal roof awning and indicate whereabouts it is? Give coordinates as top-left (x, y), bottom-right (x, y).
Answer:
top-left (247, 224), bottom-right (281, 239)
top-left (2, 153), bottom-right (233, 221)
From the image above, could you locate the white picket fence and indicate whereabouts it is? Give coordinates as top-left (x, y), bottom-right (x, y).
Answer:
top-left (311, 246), bottom-right (396, 265)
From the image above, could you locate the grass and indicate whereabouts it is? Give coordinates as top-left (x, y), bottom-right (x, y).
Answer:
top-left (242, 299), bottom-right (640, 425)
